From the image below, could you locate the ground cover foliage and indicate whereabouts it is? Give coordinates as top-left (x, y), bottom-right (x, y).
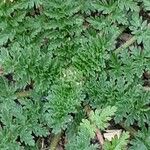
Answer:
top-left (0, 0), bottom-right (150, 149)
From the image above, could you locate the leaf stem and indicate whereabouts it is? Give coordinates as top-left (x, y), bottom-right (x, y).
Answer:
top-left (114, 24), bottom-right (150, 54)
top-left (16, 91), bottom-right (31, 98)
top-left (119, 122), bottom-right (136, 137)
top-left (49, 133), bottom-right (62, 150)
top-left (115, 36), bottom-right (137, 54)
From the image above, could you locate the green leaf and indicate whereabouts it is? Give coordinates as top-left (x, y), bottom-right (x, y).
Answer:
top-left (104, 132), bottom-right (130, 150)
top-left (90, 106), bottom-right (117, 130)
top-left (130, 128), bottom-right (150, 150)
top-left (143, 0), bottom-right (150, 11)
top-left (20, 130), bottom-right (35, 146)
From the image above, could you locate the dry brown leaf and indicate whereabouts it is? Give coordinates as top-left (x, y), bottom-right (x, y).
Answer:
top-left (104, 129), bottom-right (122, 141)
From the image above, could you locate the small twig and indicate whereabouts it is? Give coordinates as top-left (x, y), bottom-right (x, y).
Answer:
top-left (41, 138), bottom-right (44, 150)
top-left (96, 129), bottom-right (104, 145)
top-left (49, 132), bottom-right (62, 150)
